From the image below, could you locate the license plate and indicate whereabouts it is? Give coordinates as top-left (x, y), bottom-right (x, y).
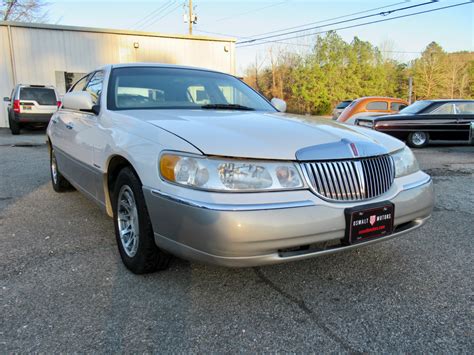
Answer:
top-left (345, 202), bottom-right (394, 244)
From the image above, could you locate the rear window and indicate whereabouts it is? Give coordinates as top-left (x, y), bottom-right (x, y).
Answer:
top-left (20, 88), bottom-right (57, 105)
top-left (390, 102), bottom-right (407, 111)
top-left (336, 100), bottom-right (352, 109)
top-left (366, 101), bottom-right (388, 111)
top-left (456, 102), bottom-right (474, 114)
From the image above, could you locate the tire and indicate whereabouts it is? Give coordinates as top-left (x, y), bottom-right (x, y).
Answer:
top-left (407, 131), bottom-right (429, 148)
top-left (112, 167), bottom-right (172, 274)
top-left (50, 148), bottom-right (72, 192)
top-left (9, 116), bottom-right (20, 135)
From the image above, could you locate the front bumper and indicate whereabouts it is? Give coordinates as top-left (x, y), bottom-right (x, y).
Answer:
top-left (143, 172), bottom-right (434, 267)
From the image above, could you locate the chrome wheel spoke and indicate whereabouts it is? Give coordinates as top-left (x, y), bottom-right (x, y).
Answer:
top-left (117, 185), bottom-right (140, 257)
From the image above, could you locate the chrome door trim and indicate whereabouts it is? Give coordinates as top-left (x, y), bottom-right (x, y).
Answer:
top-left (402, 175), bottom-right (432, 191)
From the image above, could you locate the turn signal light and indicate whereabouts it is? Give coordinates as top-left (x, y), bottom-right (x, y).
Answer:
top-left (160, 154), bottom-right (180, 182)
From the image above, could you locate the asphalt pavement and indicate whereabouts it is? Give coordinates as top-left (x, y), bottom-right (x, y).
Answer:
top-left (0, 128), bottom-right (473, 352)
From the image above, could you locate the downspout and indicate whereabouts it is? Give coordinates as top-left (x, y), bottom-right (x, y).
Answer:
top-left (7, 24), bottom-right (17, 85)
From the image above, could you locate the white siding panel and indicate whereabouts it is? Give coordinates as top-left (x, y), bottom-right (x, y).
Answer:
top-left (0, 27), bottom-right (14, 127)
top-left (0, 24), bottom-right (235, 127)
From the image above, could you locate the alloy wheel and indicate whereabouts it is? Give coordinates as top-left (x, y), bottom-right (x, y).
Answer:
top-left (117, 185), bottom-right (140, 257)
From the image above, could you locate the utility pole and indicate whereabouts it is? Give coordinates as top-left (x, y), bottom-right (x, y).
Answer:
top-left (188, 0), bottom-right (193, 35)
top-left (408, 76), bottom-right (413, 104)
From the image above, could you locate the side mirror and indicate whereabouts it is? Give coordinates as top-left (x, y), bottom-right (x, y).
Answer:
top-left (3, 97), bottom-right (10, 102)
top-left (271, 98), bottom-right (287, 113)
top-left (62, 91), bottom-right (96, 113)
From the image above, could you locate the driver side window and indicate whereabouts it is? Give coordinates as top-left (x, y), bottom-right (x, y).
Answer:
top-left (85, 71), bottom-right (104, 105)
top-left (70, 75), bottom-right (90, 93)
top-left (432, 103), bottom-right (455, 115)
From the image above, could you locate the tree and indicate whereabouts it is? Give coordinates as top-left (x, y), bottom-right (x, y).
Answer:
top-left (1, 0), bottom-right (49, 22)
top-left (411, 42), bottom-right (447, 99)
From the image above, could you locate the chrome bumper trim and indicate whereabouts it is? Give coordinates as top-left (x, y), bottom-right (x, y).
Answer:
top-left (150, 189), bottom-right (315, 211)
top-left (402, 175), bottom-right (432, 191)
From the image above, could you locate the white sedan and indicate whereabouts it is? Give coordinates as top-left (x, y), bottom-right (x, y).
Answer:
top-left (47, 63), bottom-right (434, 274)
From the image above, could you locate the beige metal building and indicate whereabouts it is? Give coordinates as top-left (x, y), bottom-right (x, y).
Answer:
top-left (0, 21), bottom-right (235, 127)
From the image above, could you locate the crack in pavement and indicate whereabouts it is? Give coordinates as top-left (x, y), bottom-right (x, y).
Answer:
top-left (253, 267), bottom-right (360, 354)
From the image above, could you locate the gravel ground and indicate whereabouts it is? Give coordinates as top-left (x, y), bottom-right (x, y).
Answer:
top-left (0, 128), bottom-right (473, 353)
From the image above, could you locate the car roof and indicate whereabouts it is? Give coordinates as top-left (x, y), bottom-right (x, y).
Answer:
top-left (357, 96), bottom-right (407, 101)
top-left (17, 84), bottom-right (56, 89)
top-left (419, 99), bottom-right (474, 103)
top-left (108, 62), bottom-right (226, 75)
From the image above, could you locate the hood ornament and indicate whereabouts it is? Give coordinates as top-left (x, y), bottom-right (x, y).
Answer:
top-left (349, 142), bottom-right (359, 157)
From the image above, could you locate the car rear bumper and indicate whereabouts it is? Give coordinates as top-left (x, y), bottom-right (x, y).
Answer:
top-left (143, 173), bottom-right (434, 267)
top-left (14, 113), bottom-right (53, 123)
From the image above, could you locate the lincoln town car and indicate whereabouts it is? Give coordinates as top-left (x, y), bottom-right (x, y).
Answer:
top-left (46, 64), bottom-right (434, 274)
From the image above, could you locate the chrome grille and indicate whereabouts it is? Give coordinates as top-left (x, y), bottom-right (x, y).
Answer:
top-left (301, 155), bottom-right (395, 201)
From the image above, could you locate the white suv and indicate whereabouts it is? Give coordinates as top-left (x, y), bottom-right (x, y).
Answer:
top-left (3, 84), bottom-right (60, 135)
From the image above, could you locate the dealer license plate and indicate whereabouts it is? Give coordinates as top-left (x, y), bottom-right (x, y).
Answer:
top-left (345, 202), bottom-right (394, 244)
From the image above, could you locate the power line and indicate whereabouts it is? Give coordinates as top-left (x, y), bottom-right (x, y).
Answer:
top-left (193, 1), bottom-right (418, 41)
top-left (131, 1), bottom-right (175, 29)
top-left (237, 1), bottom-right (472, 48)
top-left (136, 1), bottom-right (178, 30)
top-left (193, 1), bottom-right (410, 40)
top-left (241, 0), bottom-right (409, 39)
top-left (214, 1), bottom-right (289, 22)
top-left (237, 0), bottom-right (438, 45)
top-left (140, 1), bottom-right (183, 30)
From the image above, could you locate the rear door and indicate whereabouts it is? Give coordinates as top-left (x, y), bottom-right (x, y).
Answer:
top-left (454, 102), bottom-right (474, 141)
top-left (50, 74), bottom-right (91, 183)
top-left (18, 87), bottom-right (58, 116)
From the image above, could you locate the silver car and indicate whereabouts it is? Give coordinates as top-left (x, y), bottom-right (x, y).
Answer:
top-left (46, 63), bottom-right (434, 274)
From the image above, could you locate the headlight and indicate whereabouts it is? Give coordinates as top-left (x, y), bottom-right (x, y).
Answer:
top-left (390, 146), bottom-right (419, 178)
top-left (159, 153), bottom-right (304, 191)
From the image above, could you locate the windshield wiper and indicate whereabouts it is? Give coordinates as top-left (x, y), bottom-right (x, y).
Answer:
top-left (200, 104), bottom-right (255, 111)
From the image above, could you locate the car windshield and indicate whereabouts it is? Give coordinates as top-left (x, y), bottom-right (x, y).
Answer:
top-left (20, 87), bottom-right (57, 105)
top-left (107, 67), bottom-right (276, 111)
top-left (399, 100), bottom-right (432, 114)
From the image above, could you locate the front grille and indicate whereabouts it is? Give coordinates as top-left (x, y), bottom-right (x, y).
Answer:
top-left (301, 155), bottom-right (395, 201)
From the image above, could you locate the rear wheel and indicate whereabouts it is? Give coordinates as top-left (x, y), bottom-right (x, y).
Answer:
top-left (50, 149), bottom-right (72, 192)
top-left (407, 131), bottom-right (429, 148)
top-left (9, 116), bottom-right (20, 135)
top-left (112, 167), bottom-right (172, 274)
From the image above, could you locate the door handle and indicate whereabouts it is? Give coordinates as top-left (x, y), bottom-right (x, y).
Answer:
top-left (51, 118), bottom-right (58, 124)
top-left (65, 123), bottom-right (74, 130)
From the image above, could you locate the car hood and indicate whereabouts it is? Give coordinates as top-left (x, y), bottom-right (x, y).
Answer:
top-left (126, 110), bottom-right (404, 160)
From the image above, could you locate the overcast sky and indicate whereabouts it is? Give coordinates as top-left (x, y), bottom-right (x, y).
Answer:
top-left (47, 0), bottom-right (474, 74)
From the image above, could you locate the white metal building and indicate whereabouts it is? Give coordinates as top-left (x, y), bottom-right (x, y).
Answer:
top-left (0, 21), bottom-right (236, 127)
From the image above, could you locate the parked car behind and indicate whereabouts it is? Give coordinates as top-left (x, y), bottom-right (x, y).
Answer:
top-left (47, 63), bottom-right (433, 274)
top-left (332, 100), bottom-right (352, 120)
top-left (337, 96), bottom-right (408, 124)
top-left (355, 99), bottom-right (474, 148)
top-left (3, 84), bottom-right (61, 135)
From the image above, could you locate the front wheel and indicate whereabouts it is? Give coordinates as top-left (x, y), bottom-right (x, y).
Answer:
top-left (50, 149), bottom-right (72, 192)
top-left (407, 131), bottom-right (429, 148)
top-left (112, 167), bottom-right (172, 274)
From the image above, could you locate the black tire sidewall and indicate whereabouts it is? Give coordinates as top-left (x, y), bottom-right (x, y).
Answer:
top-left (112, 167), bottom-right (168, 274)
top-left (50, 149), bottom-right (71, 192)
top-left (9, 115), bottom-right (20, 135)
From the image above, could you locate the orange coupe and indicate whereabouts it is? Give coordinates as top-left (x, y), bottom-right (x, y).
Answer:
top-left (337, 97), bottom-right (409, 124)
